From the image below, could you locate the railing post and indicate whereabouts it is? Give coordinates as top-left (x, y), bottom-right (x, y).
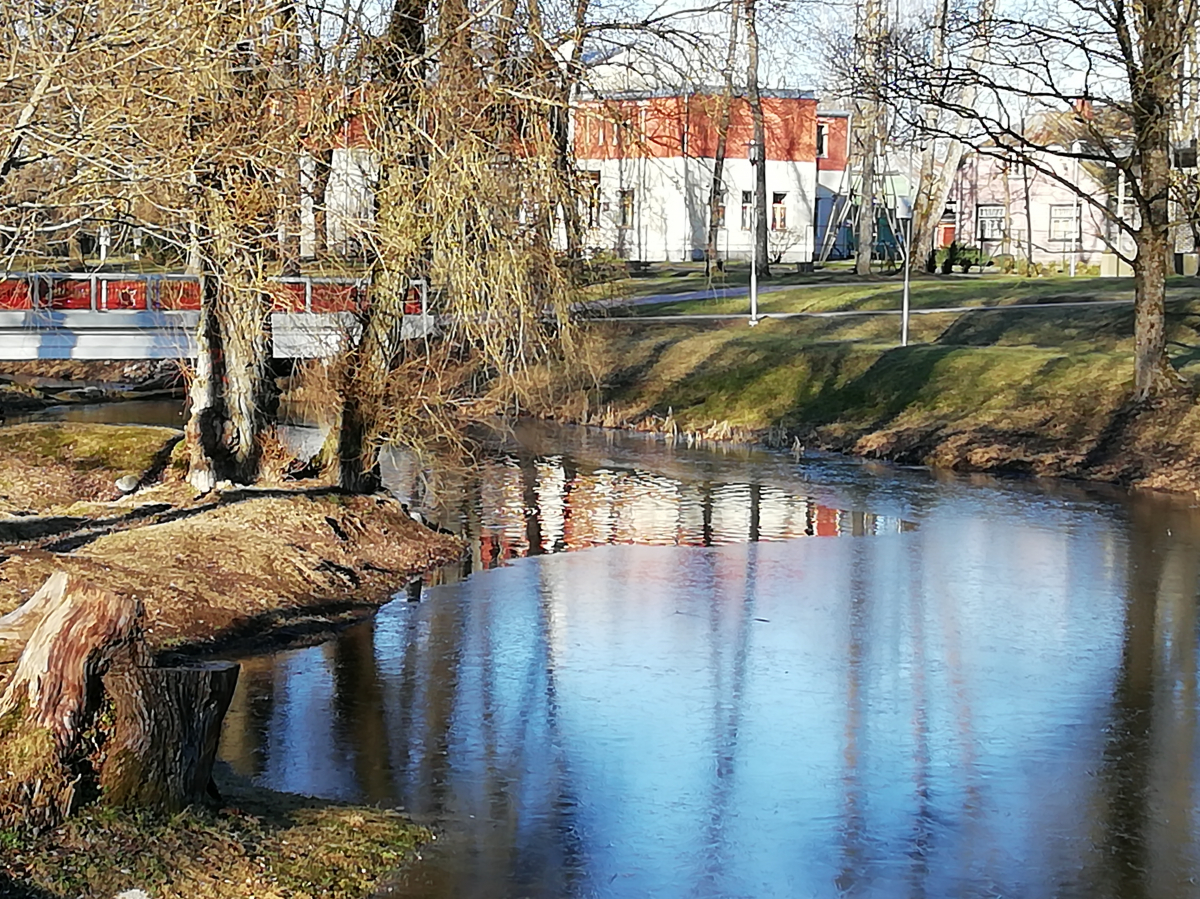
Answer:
top-left (90, 274), bottom-right (98, 311)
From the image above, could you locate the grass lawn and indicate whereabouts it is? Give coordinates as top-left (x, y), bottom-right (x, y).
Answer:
top-left (530, 271), bottom-right (1200, 489)
top-left (623, 271), bottom-right (1164, 316)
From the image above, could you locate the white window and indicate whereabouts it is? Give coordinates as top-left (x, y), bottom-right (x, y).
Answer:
top-left (618, 189), bottom-right (634, 228)
top-left (977, 204), bottom-right (1005, 241)
top-left (816, 123), bottom-right (828, 158)
top-left (741, 190), bottom-right (754, 230)
top-left (1049, 204), bottom-right (1079, 241)
top-left (771, 192), bottom-right (788, 231)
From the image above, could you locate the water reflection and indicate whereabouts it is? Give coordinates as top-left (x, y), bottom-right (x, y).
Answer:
top-left (214, 430), bottom-right (1200, 899)
top-left (381, 437), bottom-right (912, 582)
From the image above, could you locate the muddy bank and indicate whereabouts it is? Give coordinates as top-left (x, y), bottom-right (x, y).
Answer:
top-left (513, 319), bottom-right (1200, 495)
top-left (0, 361), bottom-right (184, 415)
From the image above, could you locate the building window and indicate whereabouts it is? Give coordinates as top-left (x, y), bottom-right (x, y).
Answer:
top-left (976, 204), bottom-right (1005, 240)
top-left (741, 190), bottom-right (754, 230)
top-left (618, 189), bottom-right (634, 228)
top-left (715, 201), bottom-right (726, 229)
top-left (771, 192), bottom-right (788, 230)
top-left (816, 123), bottom-right (828, 158)
top-left (1049, 204), bottom-right (1079, 241)
top-left (583, 171), bottom-right (601, 228)
top-left (597, 121), bottom-right (605, 146)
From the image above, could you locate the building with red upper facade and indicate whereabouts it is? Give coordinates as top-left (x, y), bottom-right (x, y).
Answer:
top-left (573, 89), bottom-right (849, 264)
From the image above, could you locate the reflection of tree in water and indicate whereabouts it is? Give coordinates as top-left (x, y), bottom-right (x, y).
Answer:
top-left (836, 539), bottom-right (871, 897)
top-left (216, 654), bottom-right (276, 779)
top-left (330, 621), bottom-right (396, 803)
top-left (377, 562), bottom-right (583, 898)
top-left (694, 536), bottom-right (759, 896)
top-left (1087, 496), bottom-right (1200, 899)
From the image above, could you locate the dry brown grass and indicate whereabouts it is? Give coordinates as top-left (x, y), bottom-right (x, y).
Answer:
top-left (0, 423), bottom-right (182, 513)
top-left (0, 492), bottom-right (462, 664)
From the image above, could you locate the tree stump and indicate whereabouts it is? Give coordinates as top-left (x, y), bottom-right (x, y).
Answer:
top-left (0, 573), bottom-right (141, 749)
top-left (0, 573), bottom-right (140, 829)
top-left (0, 571), bottom-right (241, 827)
top-left (100, 661), bottom-right (239, 812)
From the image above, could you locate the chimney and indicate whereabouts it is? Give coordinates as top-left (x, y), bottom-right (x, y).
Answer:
top-left (1073, 98), bottom-right (1094, 121)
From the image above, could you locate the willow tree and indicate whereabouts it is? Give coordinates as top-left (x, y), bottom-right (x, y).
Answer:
top-left (316, 0), bottom-right (578, 490)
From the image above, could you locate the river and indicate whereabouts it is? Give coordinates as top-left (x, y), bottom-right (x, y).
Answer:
top-left (29, 403), bottom-right (1200, 897)
top-left (211, 423), bottom-right (1198, 899)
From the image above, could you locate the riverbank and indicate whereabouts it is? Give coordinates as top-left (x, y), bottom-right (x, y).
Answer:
top-left (522, 274), bottom-right (1200, 494)
top-left (0, 422), bottom-right (462, 897)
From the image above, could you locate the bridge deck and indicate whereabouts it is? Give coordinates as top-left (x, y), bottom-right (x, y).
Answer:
top-left (0, 274), bottom-right (432, 359)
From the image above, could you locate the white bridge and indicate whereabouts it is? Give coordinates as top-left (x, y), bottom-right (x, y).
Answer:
top-left (0, 272), bottom-right (433, 360)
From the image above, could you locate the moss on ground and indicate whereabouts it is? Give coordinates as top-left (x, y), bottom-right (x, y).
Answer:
top-left (0, 423), bottom-right (181, 513)
top-left (1, 770), bottom-right (429, 898)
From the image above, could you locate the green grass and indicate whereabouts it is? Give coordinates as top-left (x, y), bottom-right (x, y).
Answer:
top-left (628, 272), bottom-right (1153, 316)
top-left (553, 272), bottom-right (1200, 478)
top-left (6, 770), bottom-right (429, 899)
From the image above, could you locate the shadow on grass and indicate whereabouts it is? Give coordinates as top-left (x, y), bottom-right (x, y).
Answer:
top-left (0, 874), bottom-right (59, 899)
top-left (15, 484), bottom-right (357, 554)
top-left (786, 345), bottom-right (961, 432)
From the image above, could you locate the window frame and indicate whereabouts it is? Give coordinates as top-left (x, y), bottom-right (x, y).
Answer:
top-left (976, 204), bottom-right (1005, 241)
top-left (771, 192), bottom-right (788, 231)
top-left (1048, 204), bottom-right (1080, 242)
top-left (617, 188), bottom-right (635, 229)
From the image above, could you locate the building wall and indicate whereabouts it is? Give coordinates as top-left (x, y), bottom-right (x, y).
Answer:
top-left (578, 156), bottom-right (817, 263)
top-left (575, 93), bottom-right (834, 263)
top-left (815, 113), bottom-right (853, 259)
top-left (953, 151), bottom-right (1111, 266)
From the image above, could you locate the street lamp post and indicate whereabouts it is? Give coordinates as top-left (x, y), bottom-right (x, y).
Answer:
top-left (897, 195), bottom-right (913, 347)
top-left (748, 139), bottom-right (761, 326)
top-left (1070, 140), bottom-right (1082, 277)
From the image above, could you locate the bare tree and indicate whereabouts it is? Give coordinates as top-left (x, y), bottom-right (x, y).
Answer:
top-left (706, 0), bottom-right (740, 276)
top-left (886, 0), bottom-right (1199, 400)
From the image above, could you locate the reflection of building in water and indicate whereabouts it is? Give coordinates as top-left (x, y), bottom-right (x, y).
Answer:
top-left (460, 456), bottom-right (911, 570)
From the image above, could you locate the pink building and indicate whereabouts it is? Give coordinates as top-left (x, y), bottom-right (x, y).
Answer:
top-left (950, 149), bottom-right (1114, 268)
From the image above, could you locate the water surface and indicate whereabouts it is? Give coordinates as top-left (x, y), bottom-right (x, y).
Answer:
top-left (202, 426), bottom-right (1200, 898)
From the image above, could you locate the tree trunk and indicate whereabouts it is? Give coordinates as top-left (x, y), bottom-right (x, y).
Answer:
top-left (855, 121), bottom-right (877, 276)
top-left (277, 2), bottom-right (302, 277)
top-left (311, 148), bottom-right (333, 259)
top-left (1129, 0), bottom-right (1190, 401)
top-left (705, 0), bottom-right (740, 276)
top-left (745, 0), bottom-right (769, 279)
top-left (1133, 225), bottom-right (1176, 399)
top-left (0, 572), bottom-right (241, 827)
top-left (186, 276), bottom-right (224, 493)
top-left (100, 662), bottom-right (239, 812)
